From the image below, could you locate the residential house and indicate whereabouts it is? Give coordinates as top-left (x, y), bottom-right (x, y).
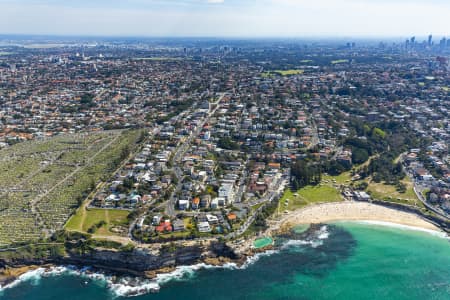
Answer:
top-left (178, 199), bottom-right (190, 210)
top-left (197, 221), bottom-right (211, 233)
top-left (173, 219), bottom-right (186, 232)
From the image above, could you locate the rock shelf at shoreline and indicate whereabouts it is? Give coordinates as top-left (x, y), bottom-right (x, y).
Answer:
top-left (0, 265), bottom-right (40, 287)
top-left (1, 201), bottom-right (447, 291)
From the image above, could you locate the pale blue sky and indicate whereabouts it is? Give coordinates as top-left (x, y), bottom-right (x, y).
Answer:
top-left (1, 0), bottom-right (449, 37)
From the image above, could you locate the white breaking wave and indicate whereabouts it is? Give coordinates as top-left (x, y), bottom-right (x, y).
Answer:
top-left (0, 225), bottom-right (336, 297)
top-left (0, 249), bottom-right (282, 298)
top-left (108, 250), bottom-right (281, 297)
top-left (280, 225), bottom-right (330, 250)
top-left (0, 266), bottom-right (111, 295)
top-left (0, 267), bottom-right (45, 291)
top-left (280, 238), bottom-right (324, 250)
top-left (281, 239), bottom-right (318, 249)
top-left (317, 225), bottom-right (330, 240)
top-left (355, 220), bottom-right (449, 239)
top-left (108, 277), bottom-right (159, 298)
top-left (239, 250), bottom-right (279, 269)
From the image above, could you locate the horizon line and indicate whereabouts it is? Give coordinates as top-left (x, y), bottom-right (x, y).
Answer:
top-left (0, 33), bottom-right (447, 41)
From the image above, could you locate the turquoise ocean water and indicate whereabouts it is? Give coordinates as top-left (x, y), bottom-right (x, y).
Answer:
top-left (1, 222), bottom-right (449, 300)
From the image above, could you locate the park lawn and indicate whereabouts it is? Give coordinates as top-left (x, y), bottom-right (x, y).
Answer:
top-left (65, 208), bottom-right (129, 235)
top-left (298, 185), bottom-right (343, 203)
top-left (321, 155), bottom-right (378, 186)
top-left (331, 59), bottom-right (349, 64)
top-left (65, 210), bottom-right (84, 231)
top-left (279, 184), bottom-right (343, 211)
top-left (322, 172), bottom-right (352, 185)
top-left (261, 72), bottom-right (274, 78)
top-left (421, 188), bottom-right (430, 197)
top-left (261, 69), bottom-right (304, 77)
top-left (159, 231), bottom-right (191, 239)
top-left (274, 69), bottom-right (304, 76)
top-left (365, 178), bottom-right (424, 208)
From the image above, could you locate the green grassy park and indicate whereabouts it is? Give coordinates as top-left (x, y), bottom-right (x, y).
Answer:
top-left (331, 59), bottom-right (349, 64)
top-left (279, 184), bottom-right (343, 212)
top-left (65, 208), bottom-right (130, 236)
top-left (261, 69), bottom-right (304, 77)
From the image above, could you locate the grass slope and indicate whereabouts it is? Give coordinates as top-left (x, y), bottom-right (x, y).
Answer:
top-left (66, 208), bottom-right (129, 236)
top-left (261, 69), bottom-right (304, 77)
top-left (279, 184), bottom-right (343, 212)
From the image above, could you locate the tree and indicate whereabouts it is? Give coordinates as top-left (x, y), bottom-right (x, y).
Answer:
top-left (396, 182), bottom-right (407, 193)
top-left (291, 160), bottom-right (321, 189)
top-left (355, 182), bottom-right (368, 190)
top-left (217, 137), bottom-right (239, 150)
top-left (123, 177), bottom-right (135, 189)
top-left (352, 148), bottom-right (369, 164)
top-left (326, 160), bottom-right (349, 176)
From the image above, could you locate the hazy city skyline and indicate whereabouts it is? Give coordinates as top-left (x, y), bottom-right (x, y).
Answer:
top-left (1, 0), bottom-right (450, 38)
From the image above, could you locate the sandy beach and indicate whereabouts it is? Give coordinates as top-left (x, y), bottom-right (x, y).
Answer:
top-left (278, 202), bottom-right (442, 231)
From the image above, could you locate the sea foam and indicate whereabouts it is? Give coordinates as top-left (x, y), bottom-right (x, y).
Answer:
top-left (0, 266), bottom-right (110, 294)
top-left (0, 224), bottom-right (335, 297)
top-left (281, 239), bottom-right (324, 249)
top-left (317, 225), bottom-right (330, 240)
top-left (281, 224), bottom-right (331, 250)
top-left (108, 249), bottom-right (281, 297)
top-left (0, 248), bottom-right (282, 298)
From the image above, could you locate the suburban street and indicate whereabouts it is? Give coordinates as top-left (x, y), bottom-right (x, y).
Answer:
top-left (227, 175), bottom-right (288, 238)
top-left (165, 93), bottom-right (226, 216)
top-left (399, 153), bottom-right (450, 220)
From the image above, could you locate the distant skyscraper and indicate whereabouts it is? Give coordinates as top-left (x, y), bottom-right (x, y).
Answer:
top-left (428, 34), bottom-right (433, 46)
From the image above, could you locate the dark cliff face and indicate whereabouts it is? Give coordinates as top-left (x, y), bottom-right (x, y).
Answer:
top-left (0, 256), bottom-right (48, 268)
top-left (210, 241), bottom-right (239, 260)
top-left (53, 246), bottom-right (203, 275)
top-left (0, 241), bottom-right (240, 277)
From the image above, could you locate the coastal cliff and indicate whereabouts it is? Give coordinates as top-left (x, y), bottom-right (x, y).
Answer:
top-left (0, 240), bottom-right (245, 287)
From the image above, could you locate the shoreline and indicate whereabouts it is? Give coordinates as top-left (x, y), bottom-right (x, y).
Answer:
top-left (348, 220), bottom-right (449, 238)
top-left (1, 201), bottom-right (448, 294)
top-left (274, 201), bottom-right (444, 233)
